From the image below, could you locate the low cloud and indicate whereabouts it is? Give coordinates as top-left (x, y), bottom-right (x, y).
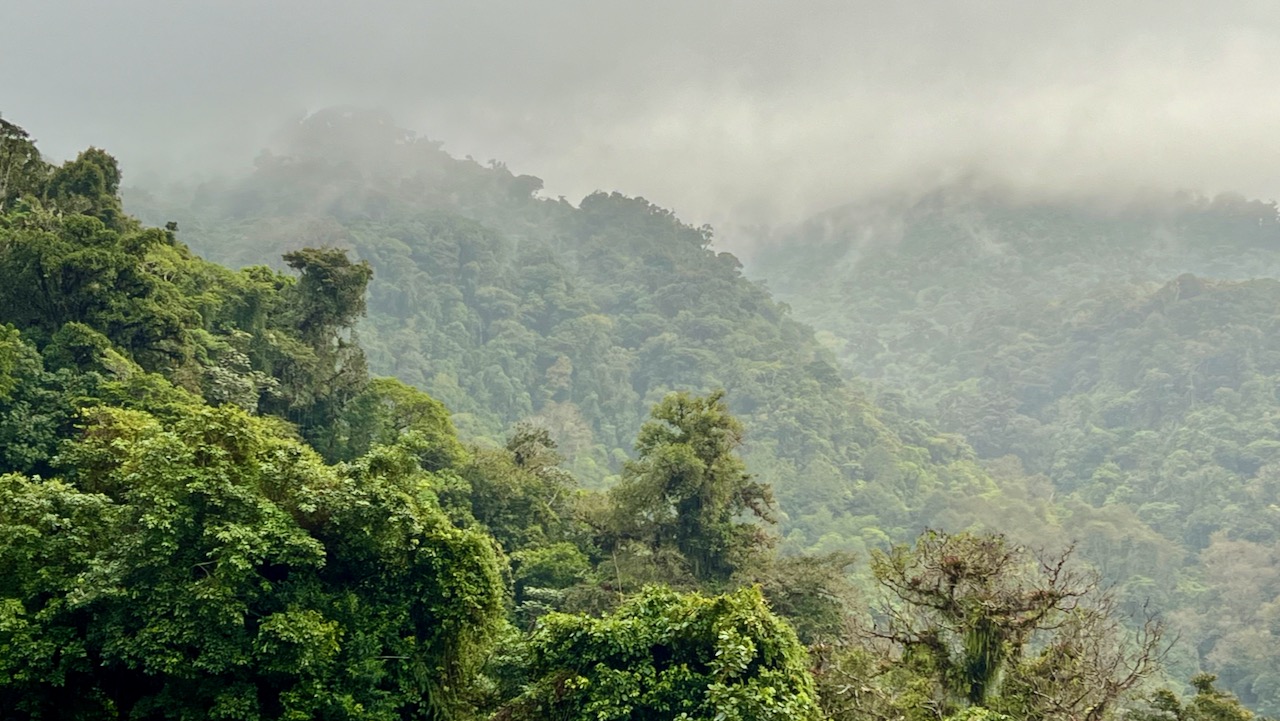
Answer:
top-left (5, 1), bottom-right (1280, 232)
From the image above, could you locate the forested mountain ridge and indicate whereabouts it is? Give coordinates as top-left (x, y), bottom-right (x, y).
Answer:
top-left (751, 188), bottom-right (1280, 714)
top-left (129, 109), bottom-right (1245, 686)
top-left (1, 111), bottom-right (1268, 720)
top-left (3, 112), bottom-right (854, 720)
top-left (0, 112), bottom-right (1184, 721)
top-left (130, 108), bottom-right (1025, 557)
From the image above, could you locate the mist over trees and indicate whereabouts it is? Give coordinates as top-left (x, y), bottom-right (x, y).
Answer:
top-left (0, 104), bottom-right (1275, 721)
top-left (753, 187), bottom-right (1280, 714)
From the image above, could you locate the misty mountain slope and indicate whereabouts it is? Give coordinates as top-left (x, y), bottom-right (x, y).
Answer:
top-left (753, 189), bottom-right (1280, 388)
top-left (121, 109), bottom-right (1236, 703)
top-left (749, 191), bottom-right (1280, 712)
top-left (129, 109), bottom-right (1044, 558)
top-left (130, 112), bottom-right (1196, 669)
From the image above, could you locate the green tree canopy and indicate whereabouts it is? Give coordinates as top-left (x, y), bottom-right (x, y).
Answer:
top-left (0, 403), bottom-right (504, 720)
top-left (607, 390), bottom-right (774, 584)
top-left (498, 585), bottom-right (821, 721)
top-left (0, 117), bottom-right (48, 210)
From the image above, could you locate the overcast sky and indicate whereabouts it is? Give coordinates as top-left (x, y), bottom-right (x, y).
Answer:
top-left (4, 1), bottom-right (1280, 228)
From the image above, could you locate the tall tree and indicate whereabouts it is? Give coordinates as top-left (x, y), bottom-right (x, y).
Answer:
top-left (265, 247), bottom-right (374, 456)
top-left (46, 147), bottom-right (125, 228)
top-left (0, 117), bottom-right (47, 210)
top-left (606, 390), bottom-right (774, 584)
top-left (281, 247), bottom-right (372, 349)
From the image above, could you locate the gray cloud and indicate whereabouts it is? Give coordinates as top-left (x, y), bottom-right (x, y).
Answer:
top-left (5, 1), bottom-right (1280, 231)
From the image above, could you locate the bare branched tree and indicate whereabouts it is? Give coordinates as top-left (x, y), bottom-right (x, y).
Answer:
top-left (825, 530), bottom-right (1168, 721)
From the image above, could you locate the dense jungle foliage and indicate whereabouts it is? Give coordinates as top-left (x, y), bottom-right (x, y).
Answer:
top-left (128, 108), bottom-right (1034, 557)
top-left (752, 186), bottom-right (1280, 714)
top-left (0, 111), bottom-right (1265, 719)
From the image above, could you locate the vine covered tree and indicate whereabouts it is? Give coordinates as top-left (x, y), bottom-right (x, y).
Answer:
top-left (0, 117), bottom-right (47, 210)
top-left (606, 390), bottom-right (775, 584)
top-left (819, 530), bottom-right (1166, 721)
top-left (498, 585), bottom-right (822, 721)
top-left (263, 247), bottom-right (374, 455)
top-left (46, 147), bottom-right (126, 228)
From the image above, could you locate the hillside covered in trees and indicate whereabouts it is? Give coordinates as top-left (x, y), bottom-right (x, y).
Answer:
top-left (751, 187), bottom-right (1280, 714)
top-left (0, 111), bottom-right (1267, 720)
top-left (128, 108), bottom-right (1040, 558)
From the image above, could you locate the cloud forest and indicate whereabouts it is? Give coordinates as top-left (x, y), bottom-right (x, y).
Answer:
top-left (0, 102), bottom-right (1276, 721)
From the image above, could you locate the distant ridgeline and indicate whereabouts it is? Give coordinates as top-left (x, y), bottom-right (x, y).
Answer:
top-left (128, 107), bottom-right (1037, 555)
top-left (0, 111), bottom-right (836, 719)
top-left (128, 110), bottom-right (1280, 700)
top-left (751, 187), bottom-right (1280, 714)
top-left (0, 110), bottom-right (1268, 719)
